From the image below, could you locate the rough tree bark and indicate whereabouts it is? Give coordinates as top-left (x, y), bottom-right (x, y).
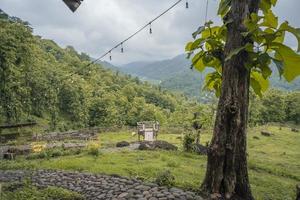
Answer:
top-left (201, 0), bottom-right (259, 199)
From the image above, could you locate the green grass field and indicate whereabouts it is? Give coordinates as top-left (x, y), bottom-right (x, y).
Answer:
top-left (0, 125), bottom-right (299, 200)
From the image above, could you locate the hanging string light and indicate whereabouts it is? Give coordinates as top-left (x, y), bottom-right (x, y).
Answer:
top-left (186, 1), bottom-right (189, 9)
top-left (149, 23), bottom-right (153, 34)
top-left (121, 43), bottom-right (124, 53)
top-left (68, 0), bottom-right (189, 76)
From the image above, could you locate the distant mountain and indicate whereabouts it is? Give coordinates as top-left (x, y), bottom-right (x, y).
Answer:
top-left (98, 61), bottom-right (120, 72)
top-left (121, 61), bottom-right (153, 71)
top-left (101, 55), bottom-right (205, 99)
top-left (103, 54), bottom-right (300, 100)
top-left (120, 55), bottom-right (190, 81)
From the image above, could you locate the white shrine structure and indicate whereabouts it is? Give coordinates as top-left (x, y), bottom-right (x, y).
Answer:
top-left (136, 121), bottom-right (160, 141)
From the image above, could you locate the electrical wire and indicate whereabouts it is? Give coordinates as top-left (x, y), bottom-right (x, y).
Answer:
top-left (205, 0), bottom-right (209, 23)
top-left (71, 0), bottom-right (185, 75)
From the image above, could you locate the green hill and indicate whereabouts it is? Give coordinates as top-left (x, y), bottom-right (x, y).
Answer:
top-left (0, 10), bottom-right (198, 131)
top-left (116, 55), bottom-right (300, 99)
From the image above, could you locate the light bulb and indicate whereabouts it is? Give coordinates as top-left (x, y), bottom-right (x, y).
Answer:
top-left (149, 23), bottom-right (152, 34)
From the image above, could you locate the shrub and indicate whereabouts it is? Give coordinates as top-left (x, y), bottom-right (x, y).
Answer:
top-left (155, 170), bottom-right (175, 187)
top-left (88, 147), bottom-right (99, 156)
top-left (27, 148), bottom-right (70, 160)
top-left (1, 183), bottom-right (84, 200)
top-left (49, 149), bottom-right (63, 157)
top-left (64, 148), bottom-right (82, 156)
top-left (29, 151), bottom-right (48, 159)
top-left (183, 132), bottom-right (195, 152)
top-left (44, 186), bottom-right (85, 200)
top-left (87, 142), bottom-right (100, 157)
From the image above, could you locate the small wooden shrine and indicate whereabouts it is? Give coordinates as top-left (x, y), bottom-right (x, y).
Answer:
top-left (137, 121), bottom-right (159, 141)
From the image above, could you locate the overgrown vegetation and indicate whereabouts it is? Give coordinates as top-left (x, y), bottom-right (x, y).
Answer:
top-left (155, 170), bottom-right (175, 187)
top-left (249, 90), bottom-right (300, 126)
top-left (0, 10), bottom-right (203, 132)
top-left (1, 182), bottom-right (85, 200)
top-left (183, 132), bottom-right (195, 152)
top-left (26, 148), bottom-right (82, 160)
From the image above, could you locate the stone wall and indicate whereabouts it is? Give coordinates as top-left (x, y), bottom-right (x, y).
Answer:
top-left (0, 170), bottom-right (203, 200)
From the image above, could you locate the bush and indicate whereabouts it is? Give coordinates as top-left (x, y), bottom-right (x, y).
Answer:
top-left (64, 148), bottom-right (82, 156)
top-left (26, 147), bottom-right (83, 160)
top-left (1, 183), bottom-right (85, 200)
top-left (88, 147), bottom-right (99, 156)
top-left (44, 186), bottom-right (85, 200)
top-left (26, 151), bottom-right (48, 160)
top-left (183, 132), bottom-right (195, 152)
top-left (155, 170), bottom-right (175, 187)
top-left (49, 149), bottom-right (63, 157)
top-left (87, 142), bottom-right (100, 157)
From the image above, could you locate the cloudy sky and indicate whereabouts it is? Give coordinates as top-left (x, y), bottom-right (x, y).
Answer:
top-left (1, 0), bottom-right (299, 65)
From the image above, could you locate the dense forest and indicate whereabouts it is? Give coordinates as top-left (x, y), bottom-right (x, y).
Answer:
top-left (0, 9), bottom-right (205, 131)
top-left (0, 9), bottom-right (299, 133)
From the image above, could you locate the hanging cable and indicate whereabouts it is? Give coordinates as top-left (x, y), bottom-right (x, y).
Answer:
top-left (65, 0), bottom-right (192, 78)
top-left (205, 0), bottom-right (209, 23)
top-left (82, 0), bottom-right (184, 67)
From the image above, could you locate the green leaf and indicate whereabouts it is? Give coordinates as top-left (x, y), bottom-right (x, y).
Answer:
top-left (194, 58), bottom-right (206, 72)
top-left (202, 26), bottom-right (221, 39)
top-left (279, 22), bottom-right (300, 52)
top-left (191, 52), bottom-right (206, 72)
top-left (250, 77), bottom-right (262, 97)
top-left (251, 71), bottom-right (270, 97)
top-left (273, 43), bottom-right (300, 82)
top-left (204, 72), bottom-right (222, 97)
top-left (218, 0), bottom-right (231, 17)
top-left (259, 0), bottom-right (272, 14)
top-left (261, 10), bottom-right (278, 28)
top-left (185, 42), bottom-right (193, 52)
top-left (270, 0), bottom-right (277, 6)
top-left (192, 38), bottom-right (206, 50)
top-left (271, 58), bottom-right (284, 77)
top-left (257, 52), bottom-right (272, 78)
top-left (260, 65), bottom-right (272, 79)
top-left (192, 26), bottom-right (205, 39)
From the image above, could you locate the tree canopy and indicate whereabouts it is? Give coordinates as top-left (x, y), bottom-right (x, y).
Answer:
top-left (0, 11), bottom-right (204, 131)
top-left (186, 0), bottom-right (300, 97)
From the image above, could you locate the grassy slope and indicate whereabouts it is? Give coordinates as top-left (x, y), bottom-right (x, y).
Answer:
top-left (0, 125), bottom-right (299, 200)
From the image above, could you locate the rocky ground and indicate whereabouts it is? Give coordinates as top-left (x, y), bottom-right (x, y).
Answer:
top-left (0, 170), bottom-right (204, 200)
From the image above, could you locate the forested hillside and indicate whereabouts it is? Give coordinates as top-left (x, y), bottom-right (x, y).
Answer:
top-left (117, 55), bottom-right (300, 99)
top-left (0, 10), bottom-right (202, 131)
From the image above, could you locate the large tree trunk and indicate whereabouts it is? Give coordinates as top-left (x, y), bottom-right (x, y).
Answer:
top-left (201, 0), bottom-right (259, 199)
